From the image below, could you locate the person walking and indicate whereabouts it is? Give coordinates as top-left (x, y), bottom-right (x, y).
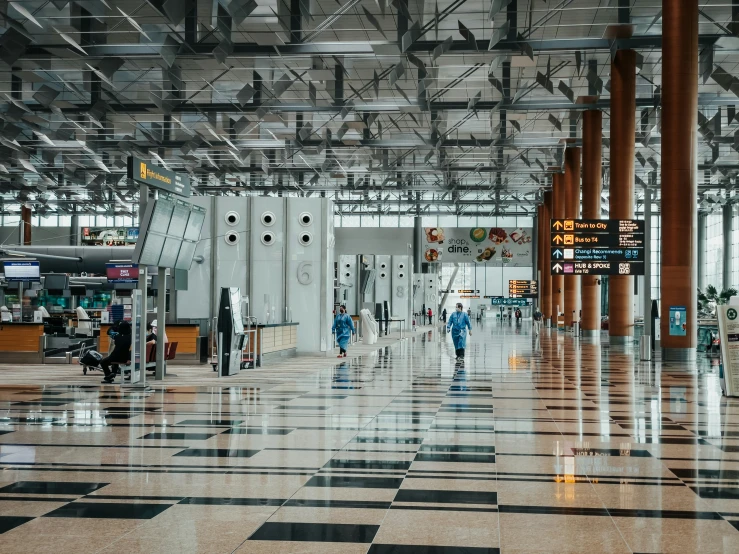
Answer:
top-left (332, 305), bottom-right (356, 358)
top-left (427, 307), bottom-right (433, 325)
top-left (447, 303), bottom-right (472, 361)
top-left (533, 307), bottom-right (543, 335)
top-left (441, 308), bottom-right (447, 324)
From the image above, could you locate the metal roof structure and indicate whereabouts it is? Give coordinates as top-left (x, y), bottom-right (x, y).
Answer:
top-left (0, 0), bottom-right (737, 219)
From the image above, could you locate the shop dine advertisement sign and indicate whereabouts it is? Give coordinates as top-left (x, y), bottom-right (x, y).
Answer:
top-left (717, 304), bottom-right (739, 397)
top-left (423, 227), bottom-right (533, 266)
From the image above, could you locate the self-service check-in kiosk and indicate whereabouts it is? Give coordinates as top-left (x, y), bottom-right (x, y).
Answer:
top-left (217, 287), bottom-right (245, 377)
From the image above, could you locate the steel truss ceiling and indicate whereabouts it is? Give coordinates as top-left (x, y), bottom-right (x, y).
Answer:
top-left (0, 0), bottom-right (738, 218)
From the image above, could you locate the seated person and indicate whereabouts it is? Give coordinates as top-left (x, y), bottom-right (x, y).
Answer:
top-left (100, 320), bottom-right (132, 384)
top-left (146, 322), bottom-right (157, 344)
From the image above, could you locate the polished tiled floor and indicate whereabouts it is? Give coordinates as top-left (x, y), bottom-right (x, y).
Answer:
top-left (1, 322), bottom-right (739, 553)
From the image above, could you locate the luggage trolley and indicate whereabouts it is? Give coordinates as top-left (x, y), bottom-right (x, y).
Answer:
top-left (78, 342), bottom-right (104, 375)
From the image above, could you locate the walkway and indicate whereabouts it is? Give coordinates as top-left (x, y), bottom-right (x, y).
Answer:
top-left (0, 322), bottom-right (738, 553)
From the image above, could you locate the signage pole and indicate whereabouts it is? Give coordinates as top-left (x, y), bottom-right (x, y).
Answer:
top-left (643, 186), bottom-right (652, 351)
top-left (155, 266), bottom-right (167, 380)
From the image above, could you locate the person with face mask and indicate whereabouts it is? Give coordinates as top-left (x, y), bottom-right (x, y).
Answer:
top-left (447, 303), bottom-right (472, 360)
top-left (332, 305), bottom-right (356, 358)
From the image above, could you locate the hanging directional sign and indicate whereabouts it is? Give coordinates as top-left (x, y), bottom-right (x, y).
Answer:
top-left (550, 219), bottom-right (645, 276)
top-left (509, 280), bottom-right (538, 298)
top-left (491, 297), bottom-right (530, 306)
top-left (128, 156), bottom-right (192, 197)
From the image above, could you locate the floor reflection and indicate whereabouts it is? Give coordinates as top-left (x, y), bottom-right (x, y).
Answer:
top-left (0, 322), bottom-right (737, 552)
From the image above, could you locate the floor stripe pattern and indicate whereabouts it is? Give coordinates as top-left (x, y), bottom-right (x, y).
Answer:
top-left (0, 324), bottom-right (737, 552)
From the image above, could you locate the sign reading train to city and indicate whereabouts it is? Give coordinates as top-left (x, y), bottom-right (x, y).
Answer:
top-left (423, 227), bottom-right (533, 266)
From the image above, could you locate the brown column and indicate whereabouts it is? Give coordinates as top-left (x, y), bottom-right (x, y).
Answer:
top-left (581, 110), bottom-right (602, 336)
top-left (551, 173), bottom-right (565, 324)
top-left (20, 205), bottom-right (31, 245)
top-left (608, 49), bottom-right (636, 344)
top-left (541, 191), bottom-right (553, 321)
top-left (661, 0), bottom-right (698, 359)
top-left (564, 147), bottom-right (581, 328)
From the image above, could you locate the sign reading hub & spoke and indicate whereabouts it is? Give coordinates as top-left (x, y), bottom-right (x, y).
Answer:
top-left (550, 219), bottom-right (645, 276)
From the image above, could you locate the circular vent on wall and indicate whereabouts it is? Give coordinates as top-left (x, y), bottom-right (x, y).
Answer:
top-left (298, 212), bottom-right (313, 226)
top-left (398, 272), bottom-right (405, 278)
top-left (298, 232), bottom-right (313, 246)
top-left (398, 263), bottom-right (405, 269)
top-left (261, 231), bottom-right (275, 246)
top-left (261, 211), bottom-right (276, 226)
top-left (224, 231), bottom-right (239, 245)
top-left (225, 211), bottom-right (240, 226)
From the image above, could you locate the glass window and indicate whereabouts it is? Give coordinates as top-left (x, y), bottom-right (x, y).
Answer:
top-left (40, 214), bottom-right (58, 226)
top-left (705, 214), bottom-right (723, 290)
top-left (457, 216), bottom-right (476, 227)
top-left (341, 215), bottom-right (360, 227)
top-left (438, 215), bottom-right (457, 227)
top-left (78, 216), bottom-right (92, 226)
top-left (5, 215), bottom-right (20, 225)
top-left (58, 215), bottom-right (71, 226)
top-left (380, 215), bottom-right (399, 228)
top-left (398, 216), bottom-right (414, 227)
top-left (421, 216), bottom-right (437, 227)
top-left (516, 216), bottom-right (533, 227)
top-left (361, 214), bottom-right (379, 227)
top-left (333, 215), bottom-right (343, 228)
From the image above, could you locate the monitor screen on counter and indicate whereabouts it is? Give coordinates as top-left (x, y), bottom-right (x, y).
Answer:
top-left (3, 261), bottom-right (40, 282)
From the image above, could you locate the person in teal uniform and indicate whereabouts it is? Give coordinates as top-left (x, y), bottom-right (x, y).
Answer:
top-left (447, 302), bottom-right (472, 360)
top-left (332, 305), bottom-right (356, 358)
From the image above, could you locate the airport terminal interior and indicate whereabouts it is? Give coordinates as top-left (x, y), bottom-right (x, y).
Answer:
top-left (1, 0), bottom-right (739, 552)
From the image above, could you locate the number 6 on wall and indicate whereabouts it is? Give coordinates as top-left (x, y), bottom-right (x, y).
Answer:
top-left (297, 261), bottom-right (313, 285)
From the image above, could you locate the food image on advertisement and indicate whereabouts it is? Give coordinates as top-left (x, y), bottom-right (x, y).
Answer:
top-left (509, 229), bottom-right (532, 244)
top-left (475, 247), bottom-right (496, 262)
top-left (426, 228), bottom-right (444, 243)
top-left (425, 249), bottom-right (439, 262)
top-left (469, 228), bottom-right (486, 242)
top-left (502, 248), bottom-right (513, 259)
top-left (489, 227), bottom-right (508, 244)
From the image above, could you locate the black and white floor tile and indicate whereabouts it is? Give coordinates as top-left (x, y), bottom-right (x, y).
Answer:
top-left (0, 323), bottom-right (738, 552)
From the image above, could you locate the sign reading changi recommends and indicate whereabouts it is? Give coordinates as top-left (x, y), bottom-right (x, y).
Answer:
top-left (509, 280), bottom-right (538, 299)
top-left (128, 156), bottom-right (191, 197)
top-left (424, 227), bottom-right (533, 266)
top-left (550, 219), bottom-right (645, 276)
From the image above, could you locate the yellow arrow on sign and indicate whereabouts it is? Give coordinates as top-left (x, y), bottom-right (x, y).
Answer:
top-left (553, 235), bottom-right (564, 244)
top-left (552, 221), bottom-right (564, 230)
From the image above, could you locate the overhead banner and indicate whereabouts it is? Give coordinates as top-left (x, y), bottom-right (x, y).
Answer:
top-left (423, 227), bottom-right (533, 266)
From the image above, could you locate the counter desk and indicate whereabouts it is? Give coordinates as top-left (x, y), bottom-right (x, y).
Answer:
top-left (254, 322), bottom-right (298, 364)
top-left (0, 323), bottom-right (45, 363)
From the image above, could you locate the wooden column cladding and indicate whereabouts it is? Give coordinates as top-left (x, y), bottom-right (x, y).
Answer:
top-left (551, 173), bottom-right (565, 322)
top-left (21, 205), bottom-right (31, 245)
top-left (581, 110), bottom-right (603, 335)
top-left (542, 190), bottom-right (553, 320)
top-left (564, 147), bottom-right (581, 328)
top-left (608, 49), bottom-right (636, 343)
top-left (661, 0), bottom-right (698, 357)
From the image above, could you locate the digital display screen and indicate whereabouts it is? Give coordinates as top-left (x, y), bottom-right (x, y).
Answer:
top-left (149, 197), bottom-right (175, 235)
top-left (138, 233), bottom-right (166, 266)
top-left (133, 197), bottom-right (208, 270)
top-left (168, 200), bottom-right (190, 237)
top-left (106, 264), bottom-right (140, 283)
top-left (4, 261), bottom-right (40, 282)
top-left (231, 288), bottom-right (244, 334)
top-left (158, 236), bottom-right (182, 268)
top-left (175, 241), bottom-right (197, 270)
top-left (183, 206), bottom-right (206, 242)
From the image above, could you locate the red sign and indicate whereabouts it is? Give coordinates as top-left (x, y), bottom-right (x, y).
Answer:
top-left (106, 264), bottom-right (139, 283)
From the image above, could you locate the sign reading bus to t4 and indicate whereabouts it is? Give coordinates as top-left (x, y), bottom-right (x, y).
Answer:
top-left (550, 219), bottom-right (645, 276)
top-left (509, 280), bottom-right (538, 298)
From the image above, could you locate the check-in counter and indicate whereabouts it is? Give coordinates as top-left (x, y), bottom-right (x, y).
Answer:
top-left (256, 322), bottom-right (298, 363)
top-left (99, 323), bottom-right (201, 361)
top-left (0, 323), bottom-right (44, 363)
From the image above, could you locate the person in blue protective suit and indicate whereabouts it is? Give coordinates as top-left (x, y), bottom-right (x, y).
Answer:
top-left (447, 302), bottom-right (472, 360)
top-left (332, 305), bottom-right (356, 358)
